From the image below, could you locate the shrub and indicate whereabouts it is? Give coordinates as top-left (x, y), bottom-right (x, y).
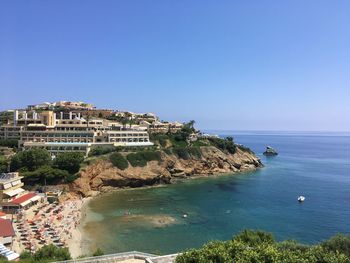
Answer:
top-left (188, 147), bottom-right (202, 158)
top-left (173, 147), bottom-right (201, 160)
top-left (89, 146), bottom-right (116, 156)
top-left (19, 244), bottom-right (71, 262)
top-left (173, 147), bottom-right (190, 160)
top-left (141, 151), bottom-right (162, 162)
top-left (164, 148), bottom-right (173, 155)
top-left (110, 153), bottom-right (129, 170)
top-left (234, 229), bottom-right (275, 246)
top-left (126, 151), bottom-right (162, 167)
top-left (208, 137), bottom-right (236, 154)
top-left (175, 230), bottom-right (350, 263)
top-left (236, 144), bottom-right (254, 154)
top-left (321, 234), bottom-right (350, 256)
top-left (33, 244), bottom-right (71, 261)
top-left (127, 152), bottom-right (147, 167)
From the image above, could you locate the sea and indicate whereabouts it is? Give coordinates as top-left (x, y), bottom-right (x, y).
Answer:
top-left (81, 132), bottom-right (350, 255)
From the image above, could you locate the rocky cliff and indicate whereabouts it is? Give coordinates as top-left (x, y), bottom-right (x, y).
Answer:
top-left (70, 146), bottom-right (262, 197)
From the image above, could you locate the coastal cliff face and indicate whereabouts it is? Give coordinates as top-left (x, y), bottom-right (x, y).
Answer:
top-left (71, 146), bottom-right (262, 197)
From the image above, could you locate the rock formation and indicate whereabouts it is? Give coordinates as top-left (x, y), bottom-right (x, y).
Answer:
top-left (71, 146), bottom-right (263, 197)
top-left (263, 146), bottom-right (278, 156)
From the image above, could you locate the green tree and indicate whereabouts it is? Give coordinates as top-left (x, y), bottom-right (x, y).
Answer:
top-left (21, 165), bottom-right (69, 184)
top-left (10, 148), bottom-right (51, 171)
top-left (53, 152), bottom-right (84, 174)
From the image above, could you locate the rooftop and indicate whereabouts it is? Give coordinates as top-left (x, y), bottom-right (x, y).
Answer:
top-left (0, 218), bottom-right (15, 237)
top-left (0, 173), bottom-right (22, 183)
top-left (11, 192), bottom-right (36, 205)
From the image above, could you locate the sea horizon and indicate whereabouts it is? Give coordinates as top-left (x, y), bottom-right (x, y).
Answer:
top-left (205, 130), bottom-right (350, 137)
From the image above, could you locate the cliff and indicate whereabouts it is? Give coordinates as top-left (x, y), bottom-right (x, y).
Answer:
top-left (70, 146), bottom-right (262, 197)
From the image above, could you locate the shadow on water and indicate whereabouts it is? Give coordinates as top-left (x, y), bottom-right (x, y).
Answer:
top-left (215, 181), bottom-right (239, 192)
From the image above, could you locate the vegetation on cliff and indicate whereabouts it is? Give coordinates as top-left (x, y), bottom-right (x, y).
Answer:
top-left (176, 230), bottom-right (350, 263)
top-left (109, 153), bottom-right (129, 170)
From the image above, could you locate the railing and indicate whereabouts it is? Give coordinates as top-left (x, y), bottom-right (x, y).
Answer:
top-left (56, 251), bottom-right (157, 263)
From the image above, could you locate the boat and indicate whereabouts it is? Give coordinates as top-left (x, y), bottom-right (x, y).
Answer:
top-left (298, 196), bottom-right (305, 202)
top-left (182, 214), bottom-right (188, 218)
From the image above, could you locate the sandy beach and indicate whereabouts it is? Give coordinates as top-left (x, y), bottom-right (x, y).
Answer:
top-left (11, 196), bottom-right (90, 259)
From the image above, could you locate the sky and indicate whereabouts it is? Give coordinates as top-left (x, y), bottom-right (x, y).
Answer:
top-left (1, 1), bottom-right (350, 131)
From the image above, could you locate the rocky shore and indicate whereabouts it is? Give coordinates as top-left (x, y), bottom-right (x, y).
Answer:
top-left (70, 146), bottom-right (263, 197)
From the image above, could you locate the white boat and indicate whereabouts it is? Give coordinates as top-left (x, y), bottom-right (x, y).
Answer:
top-left (298, 196), bottom-right (305, 202)
top-left (182, 214), bottom-right (188, 218)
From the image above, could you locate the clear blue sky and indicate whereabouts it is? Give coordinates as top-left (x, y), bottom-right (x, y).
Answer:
top-left (1, 1), bottom-right (349, 131)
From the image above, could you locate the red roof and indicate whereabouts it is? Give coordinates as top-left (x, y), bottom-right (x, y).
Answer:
top-left (0, 218), bottom-right (15, 237)
top-left (11, 193), bottom-right (37, 205)
top-left (0, 212), bottom-right (6, 216)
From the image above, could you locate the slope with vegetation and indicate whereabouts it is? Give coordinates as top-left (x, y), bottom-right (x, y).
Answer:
top-left (176, 230), bottom-right (350, 263)
top-left (71, 123), bottom-right (262, 197)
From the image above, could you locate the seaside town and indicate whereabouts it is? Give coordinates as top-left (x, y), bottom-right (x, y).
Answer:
top-left (0, 101), bottom-right (187, 261)
top-left (3, 1), bottom-right (350, 262)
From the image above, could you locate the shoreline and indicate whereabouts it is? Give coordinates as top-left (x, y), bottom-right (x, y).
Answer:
top-left (94, 167), bottom-right (261, 196)
top-left (67, 197), bottom-right (91, 258)
top-left (69, 168), bottom-right (261, 257)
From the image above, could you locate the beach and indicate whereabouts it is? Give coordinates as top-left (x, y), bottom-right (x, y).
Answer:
top-left (11, 196), bottom-right (90, 258)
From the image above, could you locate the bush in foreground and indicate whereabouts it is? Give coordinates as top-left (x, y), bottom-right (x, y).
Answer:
top-left (176, 230), bottom-right (350, 263)
top-left (19, 244), bottom-right (71, 262)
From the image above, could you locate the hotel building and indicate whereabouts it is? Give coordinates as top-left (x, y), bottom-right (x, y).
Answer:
top-left (0, 109), bottom-right (153, 156)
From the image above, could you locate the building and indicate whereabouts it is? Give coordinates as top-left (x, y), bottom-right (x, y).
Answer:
top-left (140, 120), bottom-right (183, 133)
top-left (0, 218), bottom-right (15, 245)
top-left (0, 173), bottom-right (25, 203)
top-left (0, 108), bottom-right (153, 156)
top-left (1, 192), bottom-right (43, 214)
top-left (27, 101), bottom-right (95, 110)
top-left (0, 102), bottom-right (187, 156)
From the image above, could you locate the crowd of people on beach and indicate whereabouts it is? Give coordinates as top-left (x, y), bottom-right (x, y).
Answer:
top-left (12, 199), bottom-right (83, 254)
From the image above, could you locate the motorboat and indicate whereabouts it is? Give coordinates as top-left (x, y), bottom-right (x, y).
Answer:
top-left (298, 196), bottom-right (305, 202)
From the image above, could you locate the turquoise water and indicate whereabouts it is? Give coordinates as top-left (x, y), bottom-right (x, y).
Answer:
top-left (82, 133), bottom-right (350, 254)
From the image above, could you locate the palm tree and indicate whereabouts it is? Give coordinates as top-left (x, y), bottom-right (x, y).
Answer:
top-left (188, 120), bottom-right (195, 129)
